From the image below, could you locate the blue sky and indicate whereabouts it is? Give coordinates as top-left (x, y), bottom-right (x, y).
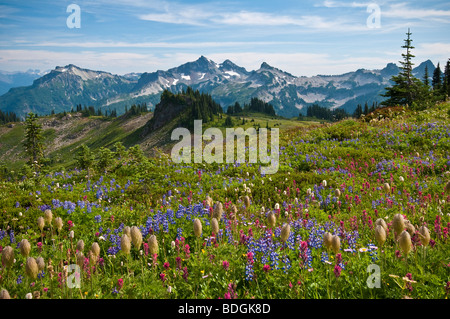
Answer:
top-left (0, 0), bottom-right (449, 76)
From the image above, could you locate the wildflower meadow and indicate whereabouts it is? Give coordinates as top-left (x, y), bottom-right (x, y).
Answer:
top-left (1, 102), bottom-right (450, 302)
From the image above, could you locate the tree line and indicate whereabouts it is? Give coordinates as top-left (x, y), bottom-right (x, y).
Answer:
top-left (0, 109), bottom-right (20, 124)
top-left (382, 28), bottom-right (449, 109)
top-left (299, 103), bottom-right (349, 122)
top-left (226, 97), bottom-right (276, 116)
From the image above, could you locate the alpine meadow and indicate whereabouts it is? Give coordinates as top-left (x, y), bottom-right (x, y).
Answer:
top-left (0, 0), bottom-right (450, 307)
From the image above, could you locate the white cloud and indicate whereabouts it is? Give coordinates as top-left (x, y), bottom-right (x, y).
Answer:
top-left (383, 3), bottom-right (450, 20)
top-left (0, 49), bottom-right (395, 77)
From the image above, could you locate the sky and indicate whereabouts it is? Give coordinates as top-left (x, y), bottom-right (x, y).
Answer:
top-left (0, 0), bottom-right (449, 77)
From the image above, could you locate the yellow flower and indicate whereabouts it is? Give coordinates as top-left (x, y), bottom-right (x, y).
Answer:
top-left (201, 249), bottom-right (205, 254)
top-left (84, 291), bottom-right (88, 295)
top-left (201, 270), bottom-right (205, 275)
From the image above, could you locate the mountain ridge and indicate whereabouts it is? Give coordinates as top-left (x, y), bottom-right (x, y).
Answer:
top-left (0, 57), bottom-right (436, 118)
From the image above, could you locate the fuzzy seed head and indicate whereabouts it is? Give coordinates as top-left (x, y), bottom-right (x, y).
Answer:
top-left (205, 195), bottom-right (213, 207)
top-left (193, 218), bottom-right (202, 238)
top-left (54, 217), bottom-right (63, 231)
top-left (405, 221), bottom-right (415, 236)
top-left (418, 226), bottom-right (430, 247)
top-left (25, 257), bottom-right (39, 280)
top-left (267, 212), bottom-right (276, 228)
top-left (243, 195), bottom-right (251, 209)
top-left (19, 239), bottom-right (31, 257)
top-left (36, 257), bottom-right (45, 272)
top-left (323, 232), bottom-right (333, 251)
top-left (91, 242), bottom-right (100, 256)
top-left (76, 252), bottom-right (84, 269)
top-left (88, 250), bottom-right (97, 266)
top-left (120, 234), bottom-right (131, 255)
top-left (375, 225), bottom-right (386, 246)
top-left (1, 246), bottom-right (14, 269)
top-left (76, 239), bottom-right (84, 252)
top-left (148, 235), bottom-right (159, 255)
top-left (331, 235), bottom-right (341, 254)
top-left (392, 214), bottom-right (405, 237)
top-left (211, 218), bottom-right (219, 235)
top-left (123, 226), bottom-right (131, 238)
top-left (0, 289), bottom-right (11, 299)
top-left (280, 223), bottom-right (290, 242)
top-left (44, 209), bottom-right (53, 225)
top-left (398, 230), bottom-right (412, 255)
top-left (383, 183), bottom-right (391, 193)
top-left (212, 202), bottom-right (223, 221)
top-left (334, 189), bottom-right (341, 197)
top-left (375, 218), bottom-right (388, 232)
top-left (130, 226), bottom-right (143, 249)
top-left (37, 217), bottom-right (45, 231)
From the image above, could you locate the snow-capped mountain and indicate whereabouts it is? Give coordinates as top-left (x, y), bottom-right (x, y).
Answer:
top-left (0, 57), bottom-right (436, 118)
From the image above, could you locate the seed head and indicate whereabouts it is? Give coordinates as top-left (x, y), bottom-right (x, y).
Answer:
top-left (212, 202), bottom-right (223, 221)
top-left (267, 211), bottom-right (276, 228)
top-left (76, 252), bottom-right (84, 269)
top-left (243, 195), bottom-right (251, 210)
top-left (211, 217), bottom-right (219, 235)
top-left (193, 218), bottom-right (202, 238)
top-left (205, 195), bottom-right (213, 207)
top-left (334, 189), bottom-right (341, 197)
top-left (383, 183), bottom-right (391, 193)
top-left (392, 214), bottom-right (405, 238)
top-left (25, 257), bottom-right (39, 280)
top-left (54, 217), bottom-right (63, 231)
top-left (0, 289), bottom-right (11, 299)
top-left (19, 239), bottom-right (31, 257)
top-left (37, 217), bottom-right (45, 232)
top-left (331, 235), bottom-right (341, 254)
top-left (323, 232), bottom-right (333, 251)
top-left (120, 234), bottom-right (131, 255)
top-left (280, 223), bottom-right (290, 243)
top-left (130, 226), bottom-right (143, 249)
top-left (36, 257), bottom-right (45, 272)
top-left (123, 226), bottom-right (131, 238)
top-left (91, 242), bottom-right (100, 256)
top-left (375, 225), bottom-right (386, 246)
top-left (44, 209), bottom-right (53, 225)
top-left (418, 226), bottom-right (430, 247)
top-left (1, 246), bottom-right (14, 269)
top-left (375, 218), bottom-right (388, 232)
top-left (76, 239), bottom-right (85, 252)
top-left (148, 235), bottom-right (159, 255)
top-left (405, 221), bottom-right (415, 236)
top-left (398, 230), bottom-right (412, 255)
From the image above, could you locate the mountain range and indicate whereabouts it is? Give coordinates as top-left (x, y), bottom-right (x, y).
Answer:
top-left (0, 56), bottom-right (436, 118)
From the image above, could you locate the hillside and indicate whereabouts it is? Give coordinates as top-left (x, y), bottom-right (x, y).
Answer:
top-left (0, 96), bottom-right (311, 173)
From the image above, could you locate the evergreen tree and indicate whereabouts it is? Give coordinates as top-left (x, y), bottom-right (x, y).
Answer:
top-left (442, 59), bottom-right (450, 98)
top-left (432, 63), bottom-right (442, 92)
top-left (381, 29), bottom-right (428, 107)
top-left (77, 144), bottom-right (95, 179)
top-left (423, 65), bottom-right (430, 87)
top-left (224, 116), bottom-right (233, 127)
top-left (23, 112), bottom-right (44, 173)
top-left (363, 102), bottom-right (369, 116)
top-left (353, 104), bottom-right (363, 118)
